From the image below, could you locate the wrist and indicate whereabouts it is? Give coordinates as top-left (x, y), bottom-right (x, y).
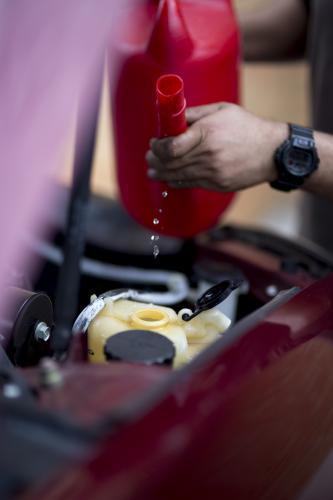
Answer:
top-left (261, 121), bottom-right (288, 183)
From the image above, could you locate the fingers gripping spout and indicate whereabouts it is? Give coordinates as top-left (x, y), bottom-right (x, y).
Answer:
top-left (150, 125), bottom-right (204, 161)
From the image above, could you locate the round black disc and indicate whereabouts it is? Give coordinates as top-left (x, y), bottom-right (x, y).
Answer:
top-left (104, 330), bottom-right (175, 366)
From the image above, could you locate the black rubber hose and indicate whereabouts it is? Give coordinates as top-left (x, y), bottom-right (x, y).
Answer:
top-left (52, 71), bottom-right (103, 358)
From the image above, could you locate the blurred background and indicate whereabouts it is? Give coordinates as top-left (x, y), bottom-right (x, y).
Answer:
top-left (59, 0), bottom-right (310, 239)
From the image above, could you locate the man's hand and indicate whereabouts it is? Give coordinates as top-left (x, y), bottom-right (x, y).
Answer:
top-left (146, 103), bottom-right (287, 192)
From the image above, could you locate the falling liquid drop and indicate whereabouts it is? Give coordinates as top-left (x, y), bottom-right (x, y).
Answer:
top-left (162, 191), bottom-right (168, 198)
top-left (158, 209), bottom-right (163, 214)
top-left (153, 245), bottom-right (160, 259)
top-left (153, 218), bottom-right (159, 225)
top-left (151, 235), bottom-right (160, 242)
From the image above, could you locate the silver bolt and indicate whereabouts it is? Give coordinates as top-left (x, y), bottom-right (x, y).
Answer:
top-left (34, 321), bottom-right (51, 342)
top-left (3, 383), bottom-right (22, 399)
top-left (266, 285), bottom-right (279, 298)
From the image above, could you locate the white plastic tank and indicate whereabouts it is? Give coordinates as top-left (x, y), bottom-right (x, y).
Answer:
top-left (88, 299), bottom-right (231, 368)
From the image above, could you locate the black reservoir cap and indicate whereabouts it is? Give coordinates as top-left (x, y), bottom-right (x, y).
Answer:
top-left (104, 330), bottom-right (176, 366)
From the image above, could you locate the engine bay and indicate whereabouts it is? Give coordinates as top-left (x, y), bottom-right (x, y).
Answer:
top-left (2, 189), bottom-right (333, 498)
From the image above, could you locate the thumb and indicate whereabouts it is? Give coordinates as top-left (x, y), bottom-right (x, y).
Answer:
top-left (151, 124), bottom-right (203, 159)
top-left (186, 102), bottom-right (227, 124)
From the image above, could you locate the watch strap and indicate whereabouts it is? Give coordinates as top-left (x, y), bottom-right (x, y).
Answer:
top-left (291, 123), bottom-right (313, 140)
top-left (270, 124), bottom-right (316, 192)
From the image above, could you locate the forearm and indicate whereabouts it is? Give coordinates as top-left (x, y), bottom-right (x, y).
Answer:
top-left (239, 0), bottom-right (309, 61)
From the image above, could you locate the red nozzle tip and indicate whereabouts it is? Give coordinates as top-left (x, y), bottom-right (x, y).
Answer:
top-left (156, 74), bottom-right (187, 137)
top-left (157, 74), bottom-right (185, 114)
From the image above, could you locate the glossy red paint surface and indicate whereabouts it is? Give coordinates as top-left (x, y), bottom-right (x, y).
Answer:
top-left (110, 0), bottom-right (239, 237)
top-left (27, 273), bottom-right (333, 499)
top-left (196, 235), bottom-right (319, 303)
top-left (24, 362), bottom-right (169, 427)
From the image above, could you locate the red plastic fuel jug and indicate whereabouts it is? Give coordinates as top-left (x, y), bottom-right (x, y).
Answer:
top-left (110, 0), bottom-right (240, 238)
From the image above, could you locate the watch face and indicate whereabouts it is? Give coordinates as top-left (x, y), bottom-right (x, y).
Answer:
top-left (283, 145), bottom-right (314, 176)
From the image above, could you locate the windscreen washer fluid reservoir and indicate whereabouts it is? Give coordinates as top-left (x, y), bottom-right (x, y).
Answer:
top-left (87, 299), bottom-right (231, 368)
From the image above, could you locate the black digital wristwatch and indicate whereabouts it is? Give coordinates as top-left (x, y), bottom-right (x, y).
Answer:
top-left (270, 124), bottom-right (319, 192)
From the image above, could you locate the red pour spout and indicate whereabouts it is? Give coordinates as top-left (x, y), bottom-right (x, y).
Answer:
top-left (156, 74), bottom-right (187, 137)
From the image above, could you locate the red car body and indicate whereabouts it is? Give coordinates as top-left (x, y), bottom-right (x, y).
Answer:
top-left (22, 228), bottom-right (333, 500)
